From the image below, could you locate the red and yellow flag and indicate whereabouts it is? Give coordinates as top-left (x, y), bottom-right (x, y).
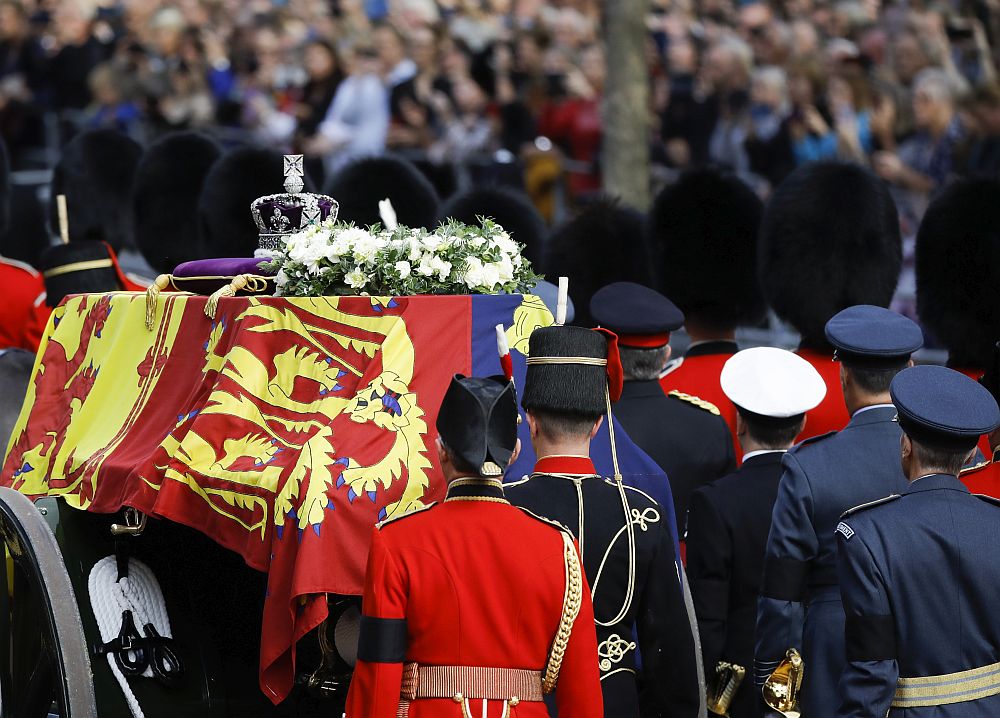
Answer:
top-left (2, 291), bottom-right (552, 702)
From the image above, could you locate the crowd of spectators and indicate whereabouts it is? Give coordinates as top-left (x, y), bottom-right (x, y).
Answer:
top-left (3, 0), bottom-right (1000, 230)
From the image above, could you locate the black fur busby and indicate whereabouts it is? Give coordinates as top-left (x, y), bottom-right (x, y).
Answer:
top-left (134, 132), bottom-right (223, 274)
top-left (759, 161), bottom-right (901, 347)
top-left (523, 326), bottom-right (608, 417)
top-left (0, 138), bottom-right (11, 237)
top-left (436, 375), bottom-right (518, 475)
top-left (323, 156), bottom-right (439, 229)
top-left (438, 187), bottom-right (546, 266)
top-left (650, 168), bottom-right (765, 331)
top-left (197, 147), bottom-right (308, 259)
top-left (48, 129), bottom-right (144, 252)
top-left (916, 178), bottom-right (1000, 369)
top-left (981, 342), bottom-right (1000, 404)
top-left (544, 199), bottom-right (652, 328)
top-left (39, 241), bottom-right (122, 307)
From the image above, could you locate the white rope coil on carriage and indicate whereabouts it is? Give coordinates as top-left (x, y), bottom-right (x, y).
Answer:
top-left (88, 556), bottom-right (172, 718)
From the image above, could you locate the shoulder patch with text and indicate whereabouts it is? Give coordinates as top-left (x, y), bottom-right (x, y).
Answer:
top-left (836, 522), bottom-right (855, 540)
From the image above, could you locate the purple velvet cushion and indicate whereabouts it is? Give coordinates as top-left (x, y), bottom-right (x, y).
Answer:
top-left (173, 257), bottom-right (273, 277)
top-left (169, 257), bottom-right (275, 296)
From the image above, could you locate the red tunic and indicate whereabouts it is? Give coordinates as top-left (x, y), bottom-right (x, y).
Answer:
top-left (346, 481), bottom-right (603, 718)
top-left (795, 348), bottom-right (850, 440)
top-left (961, 457), bottom-right (1000, 498)
top-left (0, 257), bottom-right (47, 352)
top-left (659, 341), bottom-right (739, 452)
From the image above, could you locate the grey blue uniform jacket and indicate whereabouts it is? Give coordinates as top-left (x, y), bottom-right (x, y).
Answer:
top-left (755, 405), bottom-right (909, 717)
top-left (506, 473), bottom-right (701, 718)
top-left (836, 474), bottom-right (1000, 718)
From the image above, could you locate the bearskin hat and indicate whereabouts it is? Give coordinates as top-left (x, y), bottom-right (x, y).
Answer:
top-left (323, 156), bottom-right (439, 229)
top-left (438, 186), bottom-right (546, 266)
top-left (48, 129), bottom-right (144, 252)
top-left (39, 241), bottom-right (123, 307)
top-left (198, 147), bottom-right (304, 259)
top-left (3, 184), bottom-right (48, 267)
top-left (133, 132), bottom-right (222, 274)
top-left (759, 161), bottom-right (901, 347)
top-left (916, 178), bottom-right (1000, 369)
top-left (649, 168), bottom-right (765, 331)
top-left (0, 138), bottom-right (11, 237)
top-left (544, 199), bottom-right (651, 328)
top-left (522, 326), bottom-right (609, 417)
top-left (436, 375), bottom-right (519, 475)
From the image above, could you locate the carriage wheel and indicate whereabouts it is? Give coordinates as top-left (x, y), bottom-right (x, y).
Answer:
top-left (0, 488), bottom-right (97, 718)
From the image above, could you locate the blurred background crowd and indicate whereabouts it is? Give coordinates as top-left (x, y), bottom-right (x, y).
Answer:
top-left (2, 0), bottom-right (1000, 347)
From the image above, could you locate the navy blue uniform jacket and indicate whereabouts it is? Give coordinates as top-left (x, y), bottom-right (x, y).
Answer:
top-left (756, 405), bottom-right (909, 717)
top-left (686, 450), bottom-right (786, 718)
top-left (836, 473), bottom-right (1000, 717)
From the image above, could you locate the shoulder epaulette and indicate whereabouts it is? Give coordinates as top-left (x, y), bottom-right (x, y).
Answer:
top-left (515, 505), bottom-right (573, 535)
top-left (376, 502), bottom-right (437, 529)
top-left (659, 356), bottom-right (684, 377)
top-left (668, 390), bottom-right (721, 416)
top-left (974, 494), bottom-right (1000, 508)
top-left (794, 430), bottom-right (837, 449)
top-left (840, 494), bottom-right (901, 519)
top-left (0, 255), bottom-right (40, 277)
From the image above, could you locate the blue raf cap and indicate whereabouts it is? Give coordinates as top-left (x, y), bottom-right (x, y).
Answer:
top-left (590, 282), bottom-right (684, 348)
top-left (890, 365), bottom-right (1000, 452)
top-left (825, 305), bottom-right (923, 367)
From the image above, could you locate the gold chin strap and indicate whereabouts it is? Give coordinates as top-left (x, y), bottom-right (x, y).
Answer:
top-left (42, 258), bottom-right (113, 278)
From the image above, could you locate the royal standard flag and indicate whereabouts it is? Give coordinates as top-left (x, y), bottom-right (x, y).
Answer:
top-left (3, 291), bottom-right (677, 703)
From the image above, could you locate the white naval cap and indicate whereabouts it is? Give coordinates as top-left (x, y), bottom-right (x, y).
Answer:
top-left (720, 347), bottom-right (827, 418)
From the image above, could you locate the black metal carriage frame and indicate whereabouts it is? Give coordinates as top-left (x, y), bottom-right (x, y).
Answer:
top-left (0, 488), bottom-right (354, 718)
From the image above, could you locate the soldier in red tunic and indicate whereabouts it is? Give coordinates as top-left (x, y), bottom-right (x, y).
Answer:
top-left (346, 374), bottom-right (603, 718)
top-left (758, 162), bottom-right (902, 440)
top-left (961, 343), bottom-right (1000, 497)
top-left (0, 256), bottom-right (46, 351)
top-left (650, 169), bottom-right (767, 448)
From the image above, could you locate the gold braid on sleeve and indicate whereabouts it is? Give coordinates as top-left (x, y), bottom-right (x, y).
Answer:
top-left (542, 531), bottom-right (584, 693)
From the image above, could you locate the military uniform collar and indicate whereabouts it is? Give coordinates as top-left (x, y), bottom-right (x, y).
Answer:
top-left (444, 477), bottom-right (508, 503)
top-left (905, 473), bottom-right (971, 495)
top-left (741, 449), bottom-right (787, 465)
top-left (847, 403), bottom-right (897, 427)
top-left (620, 380), bottom-right (666, 399)
top-left (685, 339), bottom-right (739, 358)
top-left (533, 455), bottom-right (598, 477)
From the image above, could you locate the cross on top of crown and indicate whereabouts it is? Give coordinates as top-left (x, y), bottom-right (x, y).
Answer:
top-left (283, 154), bottom-right (305, 195)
